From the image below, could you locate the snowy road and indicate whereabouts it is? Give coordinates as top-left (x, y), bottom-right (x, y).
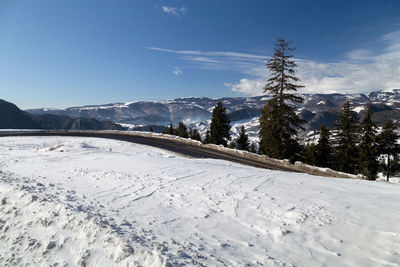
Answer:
top-left (0, 136), bottom-right (399, 266)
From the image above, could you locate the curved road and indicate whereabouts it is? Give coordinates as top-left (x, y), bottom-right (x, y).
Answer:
top-left (0, 130), bottom-right (297, 172)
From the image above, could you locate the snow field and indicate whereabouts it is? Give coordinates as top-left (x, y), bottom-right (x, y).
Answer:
top-left (0, 181), bottom-right (164, 266)
top-left (0, 136), bottom-right (399, 266)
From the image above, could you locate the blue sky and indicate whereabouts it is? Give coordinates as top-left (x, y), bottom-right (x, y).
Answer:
top-left (0, 0), bottom-right (399, 109)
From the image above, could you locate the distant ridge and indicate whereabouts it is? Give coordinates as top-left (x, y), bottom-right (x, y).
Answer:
top-left (0, 99), bottom-right (41, 129)
top-left (0, 99), bottom-right (125, 130)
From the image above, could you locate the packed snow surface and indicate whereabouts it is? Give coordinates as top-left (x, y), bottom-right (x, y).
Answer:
top-left (0, 136), bottom-right (399, 266)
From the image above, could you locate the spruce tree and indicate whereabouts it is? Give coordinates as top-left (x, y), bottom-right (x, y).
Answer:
top-left (149, 125), bottom-right (153, 132)
top-left (315, 126), bottom-right (332, 168)
top-left (377, 119), bottom-right (400, 181)
top-left (236, 126), bottom-right (250, 151)
top-left (334, 100), bottom-right (359, 174)
top-left (203, 130), bottom-right (211, 144)
top-left (259, 39), bottom-right (304, 162)
top-left (304, 143), bottom-right (317, 166)
top-left (358, 107), bottom-right (379, 180)
top-left (165, 122), bottom-right (175, 135)
top-left (249, 143), bottom-right (257, 153)
top-left (188, 128), bottom-right (202, 141)
top-left (209, 102), bottom-right (231, 146)
top-left (259, 98), bottom-right (282, 156)
top-left (176, 122), bottom-right (188, 138)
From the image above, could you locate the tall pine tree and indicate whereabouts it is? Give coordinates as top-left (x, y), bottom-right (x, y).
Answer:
top-left (209, 102), bottom-right (231, 146)
top-left (377, 119), bottom-right (400, 181)
top-left (315, 126), bottom-right (332, 168)
top-left (259, 39), bottom-right (304, 162)
top-left (236, 125), bottom-right (250, 151)
top-left (358, 107), bottom-right (379, 180)
top-left (334, 100), bottom-right (359, 174)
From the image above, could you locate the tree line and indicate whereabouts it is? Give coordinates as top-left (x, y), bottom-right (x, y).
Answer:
top-left (304, 103), bottom-right (400, 180)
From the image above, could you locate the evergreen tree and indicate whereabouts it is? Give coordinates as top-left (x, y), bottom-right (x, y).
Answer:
top-left (188, 128), bottom-right (202, 141)
top-left (358, 107), bottom-right (379, 180)
top-left (259, 98), bottom-right (282, 156)
top-left (334, 100), bottom-right (359, 174)
top-left (315, 126), bottom-right (332, 168)
top-left (249, 143), bottom-right (257, 153)
top-left (165, 122), bottom-right (175, 135)
top-left (176, 122), bottom-right (188, 138)
top-left (149, 125), bottom-right (153, 132)
top-left (236, 126), bottom-right (250, 151)
top-left (385, 154), bottom-right (400, 178)
top-left (209, 102), bottom-right (231, 146)
top-left (203, 130), bottom-right (211, 144)
top-left (304, 143), bottom-right (317, 166)
top-left (259, 39), bottom-right (304, 163)
top-left (377, 119), bottom-right (400, 181)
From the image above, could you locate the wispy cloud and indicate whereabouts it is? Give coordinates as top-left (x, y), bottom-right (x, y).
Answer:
top-left (172, 66), bottom-right (182, 76)
top-left (147, 47), bottom-right (266, 60)
top-left (147, 47), bottom-right (267, 76)
top-left (182, 56), bottom-right (219, 64)
top-left (160, 6), bottom-right (187, 18)
top-left (149, 30), bottom-right (400, 96)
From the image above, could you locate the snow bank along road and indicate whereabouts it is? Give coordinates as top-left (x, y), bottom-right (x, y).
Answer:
top-left (0, 136), bottom-right (399, 266)
top-left (0, 130), bottom-right (355, 178)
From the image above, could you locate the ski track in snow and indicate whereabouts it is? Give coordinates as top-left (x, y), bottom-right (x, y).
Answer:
top-left (0, 136), bottom-right (399, 266)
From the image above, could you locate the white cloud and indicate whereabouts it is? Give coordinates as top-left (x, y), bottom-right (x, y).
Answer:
top-left (172, 67), bottom-right (182, 76)
top-left (296, 30), bottom-right (400, 94)
top-left (149, 29), bottom-right (400, 96)
top-left (346, 49), bottom-right (372, 61)
top-left (161, 6), bottom-right (187, 17)
top-left (224, 79), bottom-right (265, 96)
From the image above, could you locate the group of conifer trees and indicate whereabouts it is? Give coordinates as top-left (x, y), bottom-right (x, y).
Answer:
top-left (162, 101), bottom-right (255, 152)
top-left (204, 101), bottom-right (258, 152)
top-left (304, 103), bottom-right (400, 180)
top-left (163, 121), bottom-right (202, 141)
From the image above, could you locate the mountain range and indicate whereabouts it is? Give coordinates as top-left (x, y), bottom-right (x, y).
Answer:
top-left (26, 89), bottom-right (400, 134)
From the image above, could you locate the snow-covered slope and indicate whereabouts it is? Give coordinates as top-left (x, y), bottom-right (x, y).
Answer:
top-left (0, 136), bottom-right (399, 266)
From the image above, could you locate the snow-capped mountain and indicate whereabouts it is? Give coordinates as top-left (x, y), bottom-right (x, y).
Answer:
top-left (26, 89), bottom-right (400, 133)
